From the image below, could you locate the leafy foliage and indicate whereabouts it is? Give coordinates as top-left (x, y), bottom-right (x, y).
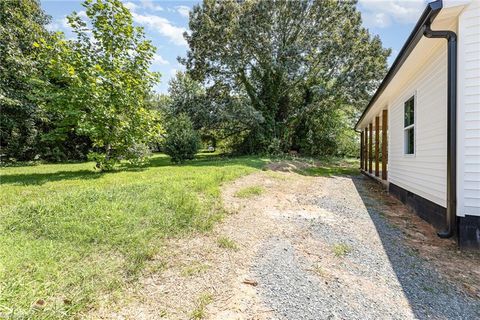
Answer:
top-left (164, 114), bottom-right (201, 163)
top-left (167, 72), bottom-right (208, 130)
top-left (293, 104), bottom-right (359, 157)
top-left (0, 0), bottom-right (51, 161)
top-left (0, 0), bottom-right (164, 166)
top-left (182, 0), bottom-right (390, 156)
top-left (164, 72), bottom-right (263, 150)
top-left (37, 0), bottom-right (161, 170)
top-left (2, 0), bottom-right (387, 162)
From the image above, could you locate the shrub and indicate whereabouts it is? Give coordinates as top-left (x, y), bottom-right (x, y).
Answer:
top-left (125, 143), bottom-right (152, 166)
top-left (87, 152), bottom-right (116, 171)
top-left (164, 114), bottom-right (200, 163)
top-left (266, 138), bottom-right (283, 156)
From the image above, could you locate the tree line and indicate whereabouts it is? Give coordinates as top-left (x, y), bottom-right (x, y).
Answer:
top-left (1, 0), bottom-right (390, 169)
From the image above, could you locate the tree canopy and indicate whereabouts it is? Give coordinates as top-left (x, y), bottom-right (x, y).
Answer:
top-left (38, 0), bottom-right (161, 169)
top-left (1, 0), bottom-right (391, 164)
top-left (182, 0), bottom-right (390, 155)
top-left (0, 0), bottom-right (51, 160)
top-left (165, 72), bottom-right (262, 148)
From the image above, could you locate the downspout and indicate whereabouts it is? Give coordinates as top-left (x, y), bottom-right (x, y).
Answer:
top-left (423, 21), bottom-right (457, 238)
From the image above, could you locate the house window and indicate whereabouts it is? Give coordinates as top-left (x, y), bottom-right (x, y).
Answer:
top-left (404, 96), bottom-right (415, 155)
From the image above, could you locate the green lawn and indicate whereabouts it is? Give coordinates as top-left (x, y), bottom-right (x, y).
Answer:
top-left (0, 153), bottom-right (266, 318)
top-left (296, 158), bottom-right (360, 177)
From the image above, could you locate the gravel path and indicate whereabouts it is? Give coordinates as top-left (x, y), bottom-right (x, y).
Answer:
top-left (253, 175), bottom-right (480, 320)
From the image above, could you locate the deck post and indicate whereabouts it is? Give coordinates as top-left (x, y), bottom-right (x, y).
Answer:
top-left (369, 123), bottom-right (373, 173)
top-left (375, 116), bottom-right (380, 177)
top-left (360, 131), bottom-right (364, 169)
top-left (364, 128), bottom-right (368, 171)
top-left (382, 110), bottom-right (388, 180)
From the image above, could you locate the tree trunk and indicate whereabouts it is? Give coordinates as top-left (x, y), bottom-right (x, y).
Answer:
top-left (105, 143), bottom-right (111, 161)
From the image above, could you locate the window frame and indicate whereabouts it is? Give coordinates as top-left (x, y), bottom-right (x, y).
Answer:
top-left (403, 94), bottom-right (416, 156)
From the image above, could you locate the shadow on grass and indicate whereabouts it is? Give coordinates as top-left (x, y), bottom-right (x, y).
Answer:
top-left (0, 170), bottom-right (106, 186)
top-left (0, 153), bottom-right (269, 186)
top-left (122, 153), bottom-right (268, 170)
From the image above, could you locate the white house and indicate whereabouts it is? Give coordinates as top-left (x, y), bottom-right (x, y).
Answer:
top-left (355, 0), bottom-right (479, 249)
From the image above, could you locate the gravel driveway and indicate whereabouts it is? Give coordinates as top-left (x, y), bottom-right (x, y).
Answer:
top-left (253, 174), bottom-right (479, 320)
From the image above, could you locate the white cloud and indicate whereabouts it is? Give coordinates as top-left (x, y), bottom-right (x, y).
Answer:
top-left (77, 10), bottom-right (88, 20)
top-left (140, 0), bottom-right (163, 12)
top-left (152, 53), bottom-right (169, 65)
top-left (46, 21), bottom-right (61, 32)
top-left (124, 2), bottom-right (138, 11)
top-left (131, 11), bottom-right (187, 46)
top-left (359, 0), bottom-right (426, 28)
top-left (176, 5), bottom-right (190, 18)
top-left (61, 16), bottom-right (70, 29)
top-left (46, 16), bottom-right (74, 33)
top-left (373, 13), bottom-right (390, 28)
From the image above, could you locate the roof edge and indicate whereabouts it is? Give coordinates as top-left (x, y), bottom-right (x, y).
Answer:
top-left (354, 0), bottom-right (443, 130)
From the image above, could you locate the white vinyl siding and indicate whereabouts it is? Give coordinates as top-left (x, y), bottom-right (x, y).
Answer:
top-left (458, 1), bottom-right (480, 217)
top-left (388, 44), bottom-right (447, 207)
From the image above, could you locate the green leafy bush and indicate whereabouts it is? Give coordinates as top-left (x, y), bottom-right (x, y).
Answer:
top-left (164, 114), bottom-right (200, 163)
top-left (87, 152), bottom-right (116, 171)
top-left (125, 143), bottom-right (152, 166)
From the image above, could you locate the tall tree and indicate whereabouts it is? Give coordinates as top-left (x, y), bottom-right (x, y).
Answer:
top-left (182, 0), bottom-right (390, 154)
top-left (40, 0), bottom-right (161, 169)
top-left (166, 72), bottom-right (262, 143)
top-left (167, 72), bottom-right (208, 130)
top-left (0, 0), bottom-right (51, 161)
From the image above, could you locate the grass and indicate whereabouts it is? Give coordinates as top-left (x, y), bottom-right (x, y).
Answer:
top-left (181, 262), bottom-right (210, 277)
top-left (234, 186), bottom-right (264, 198)
top-left (217, 236), bottom-right (238, 251)
top-left (0, 153), bottom-right (266, 318)
top-left (332, 243), bottom-right (352, 257)
top-left (190, 292), bottom-right (213, 319)
top-left (312, 263), bottom-right (327, 277)
top-left (263, 170), bottom-right (289, 180)
top-left (298, 158), bottom-right (359, 177)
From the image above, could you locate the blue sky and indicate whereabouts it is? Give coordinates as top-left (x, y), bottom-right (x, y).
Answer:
top-left (41, 0), bottom-right (429, 94)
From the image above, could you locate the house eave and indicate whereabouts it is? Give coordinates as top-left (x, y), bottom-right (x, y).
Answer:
top-left (354, 0), bottom-right (443, 131)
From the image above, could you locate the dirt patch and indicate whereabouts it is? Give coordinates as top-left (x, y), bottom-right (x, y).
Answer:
top-left (264, 159), bottom-right (317, 172)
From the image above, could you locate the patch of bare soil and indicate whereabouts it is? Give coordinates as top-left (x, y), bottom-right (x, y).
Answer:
top-left (264, 159), bottom-right (318, 172)
top-left (91, 161), bottom-right (479, 319)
